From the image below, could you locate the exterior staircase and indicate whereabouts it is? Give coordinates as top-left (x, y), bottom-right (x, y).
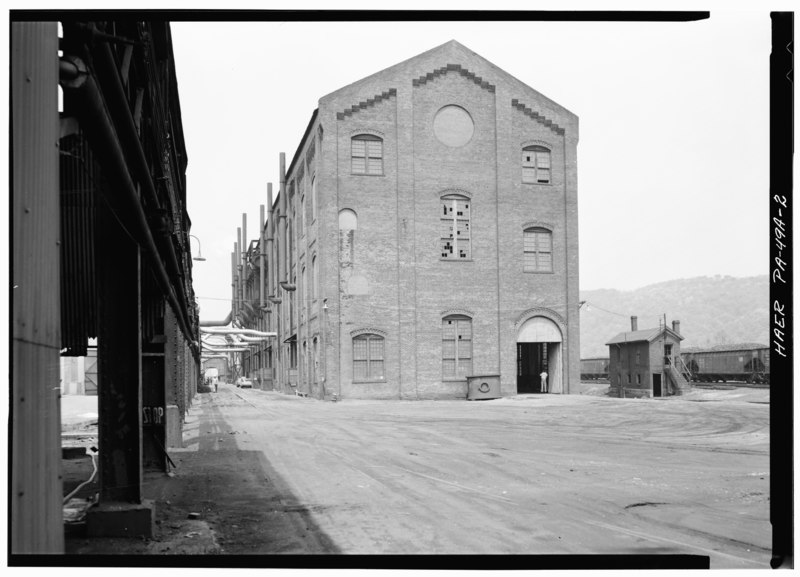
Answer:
top-left (665, 358), bottom-right (692, 395)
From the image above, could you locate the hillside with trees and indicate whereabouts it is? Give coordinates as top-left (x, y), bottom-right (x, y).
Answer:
top-left (579, 275), bottom-right (769, 358)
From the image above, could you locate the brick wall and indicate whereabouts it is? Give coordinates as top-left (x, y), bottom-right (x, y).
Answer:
top-left (282, 41), bottom-right (579, 399)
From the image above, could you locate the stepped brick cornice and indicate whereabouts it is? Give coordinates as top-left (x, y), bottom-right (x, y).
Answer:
top-left (337, 88), bottom-right (397, 120)
top-left (412, 63), bottom-right (496, 93)
top-left (512, 98), bottom-right (565, 135)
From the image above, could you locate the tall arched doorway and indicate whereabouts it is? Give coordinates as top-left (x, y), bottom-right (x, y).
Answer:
top-left (517, 316), bottom-right (563, 394)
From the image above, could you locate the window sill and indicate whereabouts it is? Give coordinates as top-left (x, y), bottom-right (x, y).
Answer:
top-left (523, 270), bottom-right (554, 274)
top-left (522, 182), bottom-right (554, 187)
top-left (350, 173), bottom-right (385, 177)
top-left (440, 258), bottom-right (474, 262)
top-left (353, 379), bottom-right (387, 384)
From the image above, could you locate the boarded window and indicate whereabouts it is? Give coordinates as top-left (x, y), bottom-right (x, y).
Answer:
top-left (352, 134), bottom-right (383, 175)
top-left (442, 315), bottom-right (473, 378)
top-left (441, 195), bottom-right (471, 260)
top-left (523, 227), bottom-right (553, 272)
top-left (353, 334), bottom-right (385, 380)
top-left (522, 145), bottom-right (551, 184)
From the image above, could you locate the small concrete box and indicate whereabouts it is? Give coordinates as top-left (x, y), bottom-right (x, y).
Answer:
top-left (466, 375), bottom-right (501, 400)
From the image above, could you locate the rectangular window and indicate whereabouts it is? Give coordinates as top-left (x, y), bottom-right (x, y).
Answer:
top-left (442, 317), bottom-right (473, 378)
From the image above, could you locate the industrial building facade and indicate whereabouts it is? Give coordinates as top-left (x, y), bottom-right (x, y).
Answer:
top-left (237, 40), bottom-right (579, 399)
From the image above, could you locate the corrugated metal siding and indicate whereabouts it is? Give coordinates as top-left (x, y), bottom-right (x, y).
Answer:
top-left (11, 21), bottom-right (64, 554)
top-left (59, 133), bottom-right (98, 356)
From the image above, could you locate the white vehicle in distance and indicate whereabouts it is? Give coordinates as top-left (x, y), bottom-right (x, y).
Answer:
top-left (236, 377), bottom-right (253, 389)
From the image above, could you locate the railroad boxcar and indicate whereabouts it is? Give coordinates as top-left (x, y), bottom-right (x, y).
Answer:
top-left (681, 344), bottom-right (769, 384)
top-left (580, 357), bottom-right (610, 380)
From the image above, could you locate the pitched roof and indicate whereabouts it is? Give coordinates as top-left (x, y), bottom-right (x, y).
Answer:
top-left (682, 343), bottom-right (768, 353)
top-left (606, 327), bottom-right (683, 346)
top-left (320, 39), bottom-right (578, 122)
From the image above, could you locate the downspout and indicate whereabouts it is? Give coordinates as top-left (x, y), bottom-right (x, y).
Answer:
top-left (59, 56), bottom-right (197, 355)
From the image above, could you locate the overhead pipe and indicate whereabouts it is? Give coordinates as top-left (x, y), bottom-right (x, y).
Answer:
top-left (199, 311), bottom-right (232, 327)
top-left (200, 348), bottom-right (251, 353)
top-left (59, 55), bottom-right (198, 356)
top-left (200, 327), bottom-right (277, 337)
top-left (227, 333), bottom-right (272, 343)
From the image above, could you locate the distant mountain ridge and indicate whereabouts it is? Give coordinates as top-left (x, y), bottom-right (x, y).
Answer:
top-left (579, 275), bottom-right (769, 358)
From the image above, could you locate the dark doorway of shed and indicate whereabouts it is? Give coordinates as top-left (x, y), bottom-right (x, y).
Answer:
top-left (653, 373), bottom-right (663, 397)
top-left (517, 343), bottom-right (548, 393)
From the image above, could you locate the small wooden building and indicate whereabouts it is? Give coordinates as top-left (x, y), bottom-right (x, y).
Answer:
top-left (606, 317), bottom-right (691, 398)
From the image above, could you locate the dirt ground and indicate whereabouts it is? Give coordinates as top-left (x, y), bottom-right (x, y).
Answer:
top-left (62, 383), bottom-right (771, 568)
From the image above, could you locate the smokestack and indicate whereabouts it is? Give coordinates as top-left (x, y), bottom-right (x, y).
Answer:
top-left (259, 204), bottom-right (265, 309)
top-left (278, 153), bottom-right (287, 284)
top-left (631, 316), bottom-right (638, 331)
top-left (242, 213), bottom-right (247, 266)
top-left (267, 183), bottom-right (274, 299)
top-left (672, 320), bottom-right (681, 335)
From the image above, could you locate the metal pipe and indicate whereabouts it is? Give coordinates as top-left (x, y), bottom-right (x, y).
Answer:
top-left (278, 153), bottom-right (287, 284)
top-left (267, 183), bottom-right (274, 299)
top-left (200, 312), bottom-right (232, 327)
top-left (59, 55), bottom-right (197, 355)
top-left (230, 250), bottom-right (236, 320)
top-left (201, 327), bottom-right (277, 337)
top-left (235, 231), bottom-right (241, 319)
top-left (242, 212), bottom-right (247, 269)
top-left (259, 204), bottom-right (265, 309)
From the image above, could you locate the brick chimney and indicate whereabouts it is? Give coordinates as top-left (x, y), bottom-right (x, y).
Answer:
top-left (672, 320), bottom-right (681, 335)
top-left (631, 316), bottom-right (638, 331)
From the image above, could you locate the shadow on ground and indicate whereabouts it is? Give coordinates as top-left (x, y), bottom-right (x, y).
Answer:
top-left (63, 396), bottom-right (339, 557)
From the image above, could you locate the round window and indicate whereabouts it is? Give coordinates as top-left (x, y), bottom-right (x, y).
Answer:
top-left (433, 105), bottom-right (474, 148)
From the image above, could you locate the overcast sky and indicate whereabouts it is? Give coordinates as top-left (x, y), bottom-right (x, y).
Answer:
top-left (165, 10), bottom-right (769, 321)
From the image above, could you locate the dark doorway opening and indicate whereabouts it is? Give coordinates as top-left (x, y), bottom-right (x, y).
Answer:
top-left (517, 342), bottom-right (548, 393)
top-left (653, 373), bottom-right (662, 397)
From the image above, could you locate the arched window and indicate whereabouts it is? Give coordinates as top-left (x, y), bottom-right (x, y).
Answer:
top-left (442, 315), bottom-right (472, 378)
top-left (522, 145), bottom-right (551, 184)
top-left (353, 333), bottom-right (385, 380)
top-left (523, 227), bottom-right (552, 272)
top-left (440, 194), bottom-right (471, 260)
top-left (351, 134), bottom-right (383, 175)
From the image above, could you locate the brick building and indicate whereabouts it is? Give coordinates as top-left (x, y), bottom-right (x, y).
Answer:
top-left (606, 317), bottom-right (690, 398)
top-left (239, 40), bottom-right (580, 400)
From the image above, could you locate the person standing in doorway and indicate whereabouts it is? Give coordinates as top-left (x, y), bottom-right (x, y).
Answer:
top-left (540, 370), bottom-right (548, 393)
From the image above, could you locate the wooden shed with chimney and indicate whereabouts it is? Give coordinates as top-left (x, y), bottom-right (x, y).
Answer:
top-left (606, 317), bottom-right (691, 398)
